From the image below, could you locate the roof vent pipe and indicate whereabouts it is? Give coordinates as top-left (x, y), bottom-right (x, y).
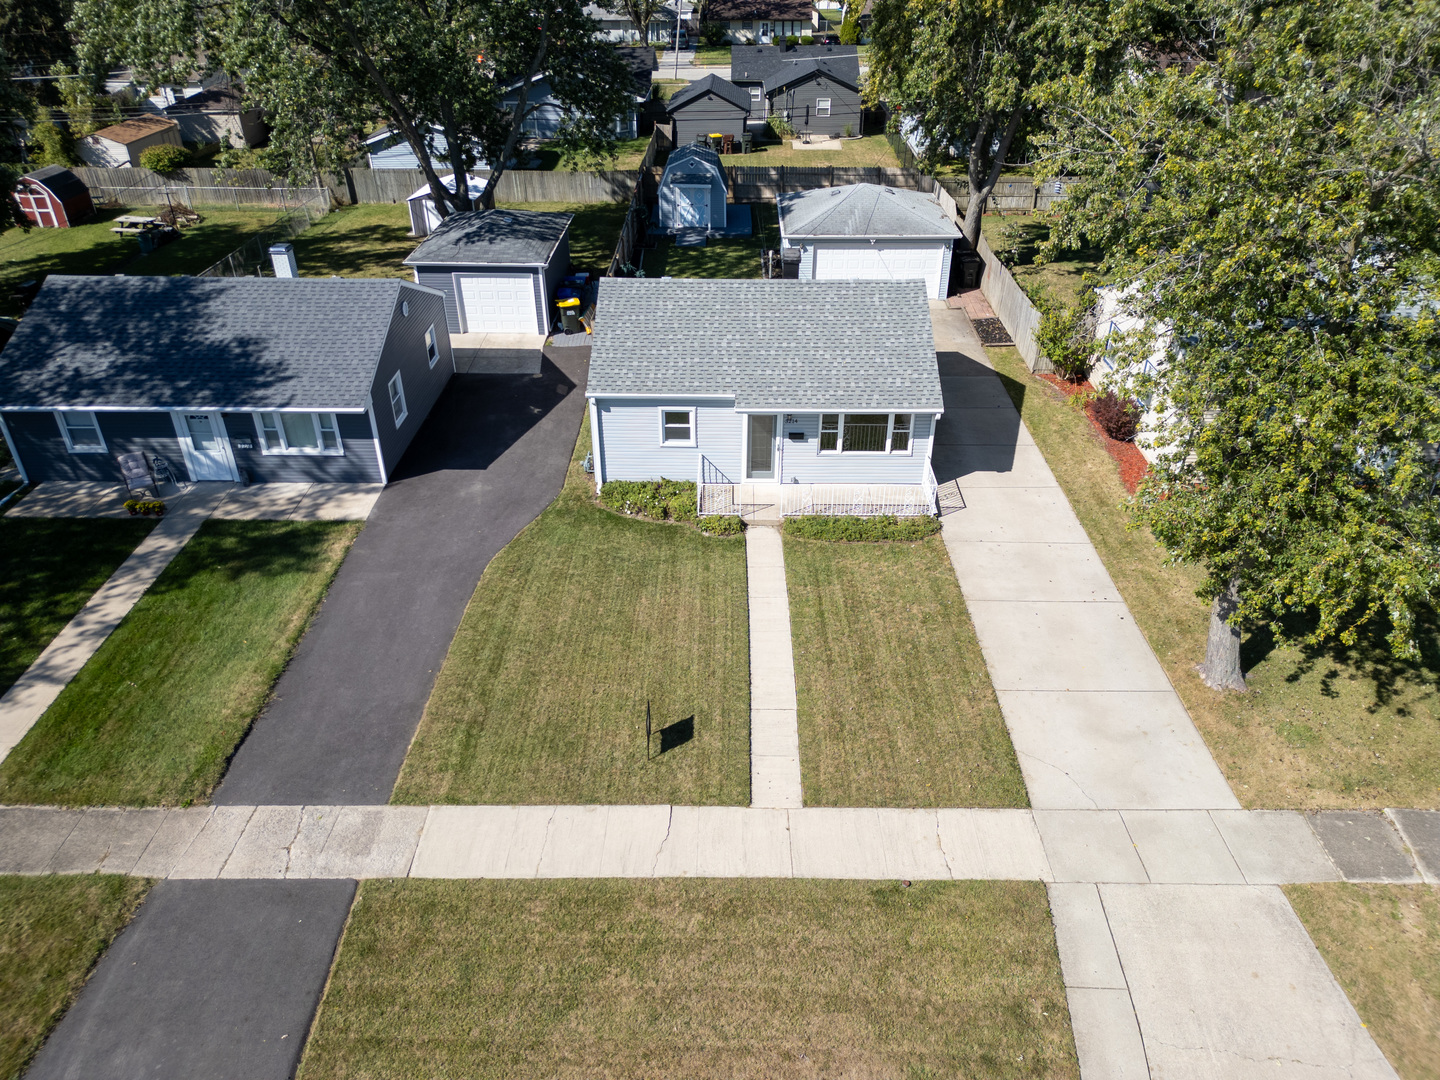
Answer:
top-left (268, 242), bottom-right (298, 279)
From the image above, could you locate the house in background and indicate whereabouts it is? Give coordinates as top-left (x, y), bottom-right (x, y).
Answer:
top-left (406, 174), bottom-right (489, 237)
top-left (403, 208), bottom-right (572, 336)
top-left (657, 144), bottom-right (729, 232)
top-left (708, 0), bottom-right (817, 43)
top-left (77, 116), bottom-right (182, 167)
top-left (15, 167), bottom-right (93, 228)
top-left (587, 278), bottom-right (942, 517)
top-left (365, 124), bottom-right (487, 170)
top-left (0, 276), bottom-right (453, 487)
top-left (777, 183), bottom-right (959, 299)
top-left (665, 74), bottom-right (751, 145)
top-left (584, 2), bottom-right (693, 43)
top-left (163, 86), bottom-right (268, 149)
top-left (728, 44), bottom-right (860, 127)
top-left (502, 46), bottom-right (656, 141)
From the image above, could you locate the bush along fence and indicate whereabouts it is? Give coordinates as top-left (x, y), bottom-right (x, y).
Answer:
top-left (197, 194), bottom-right (331, 278)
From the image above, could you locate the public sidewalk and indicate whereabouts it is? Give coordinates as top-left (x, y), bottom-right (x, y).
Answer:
top-left (0, 485), bottom-right (229, 763)
top-left (746, 526), bottom-right (803, 808)
top-left (929, 302), bottom-right (1402, 1079)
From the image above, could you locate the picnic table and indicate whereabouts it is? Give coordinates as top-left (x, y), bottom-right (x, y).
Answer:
top-left (110, 216), bottom-right (160, 235)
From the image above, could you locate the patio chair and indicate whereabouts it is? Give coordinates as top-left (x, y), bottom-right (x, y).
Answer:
top-left (117, 452), bottom-right (157, 497)
top-left (150, 454), bottom-right (181, 488)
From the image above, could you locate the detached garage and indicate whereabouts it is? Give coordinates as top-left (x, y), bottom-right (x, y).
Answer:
top-left (403, 208), bottom-right (572, 337)
top-left (776, 183), bottom-right (960, 300)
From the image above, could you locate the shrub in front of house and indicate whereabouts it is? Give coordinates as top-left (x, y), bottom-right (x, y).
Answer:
top-left (783, 514), bottom-right (941, 542)
top-left (700, 21), bottom-right (728, 46)
top-left (1089, 390), bottom-right (1141, 442)
top-left (123, 499), bottom-right (166, 517)
top-left (599, 479), bottom-right (698, 522)
top-left (697, 514), bottom-right (744, 536)
top-left (138, 144), bottom-right (190, 173)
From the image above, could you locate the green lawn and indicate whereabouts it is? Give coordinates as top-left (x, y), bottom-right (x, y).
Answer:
top-left (1285, 884), bottom-right (1440, 1079)
top-left (641, 200), bottom-right (777, 279)
top-left (392, 416), bottom-right (750, 806)
top-left (291, 203), bottom-right (415, 279)
top-left (0, 521), bottom-right (359, 807)
top-left (297, 879), bottom-right (1079, 1080)
top-left (497, 200), bottom-right (630, 275)
top-left (0, 518), bottom-right (155, 697)
top-left (786, 536), bottom-right (1028, 808)
top-left (979, 214), bottom-right (1105, 309)
top-left (989, 345), bottom-right (1440, 809)
top-left (719, 133), bottom-right (902, 167)
top-left (531, 136), bottom-right (655, 172)
top-left (1, 875), bottom-right (151, 1080)
top-left (0, 207), bottom-right (284, 315)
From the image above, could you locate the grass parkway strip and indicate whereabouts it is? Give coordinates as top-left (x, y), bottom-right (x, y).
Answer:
top-left (0, 874), bottom-right (151, 1080)
top-left (0, 521), bottom-right (358, 807)
top-left (392, 417), bottom-right (750, 807)
top-left (984, 345), bottom-right (1440, 809)
top-left (784, 533), bottom-right (1028, 809)
top-left (296, 879), bottom-right (1080, 1080)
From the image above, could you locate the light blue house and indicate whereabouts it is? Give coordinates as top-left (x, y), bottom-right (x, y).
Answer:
top-left (365, 125), bottom-right (486, 170)
top-left (587, 278), bottom-right (943, 516)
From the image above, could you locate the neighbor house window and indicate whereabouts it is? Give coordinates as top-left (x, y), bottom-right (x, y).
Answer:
top-left (750, 86), bottom-right (762, 105)
top-left (425, 325), bottom-right (440, 368)
top-left (55, 411), bottom-right (105, 452)
top-left (742, 19), bottom-right (753, 28)
top-left (254, 412), bottom-right (342, 454)
top-left (660, 408), bottom-right (695, 445)
top-left (816, 98), bottom-right (831, 117)
top-left (818, 413), bottom-right (914, 454)
top-left (389, 372), bottom-right (408, 427)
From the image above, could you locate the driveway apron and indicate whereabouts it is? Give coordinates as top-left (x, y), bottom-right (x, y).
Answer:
top-left (29, 349), bottom-right (588, 1079)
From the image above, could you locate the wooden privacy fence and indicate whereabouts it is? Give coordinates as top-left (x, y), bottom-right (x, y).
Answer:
top-left (725, 166), bottom-right (931, 200)
top-left (71, 166), bottom-right (323, 209)
top-left (974, 232), bottom-right (1048, 373)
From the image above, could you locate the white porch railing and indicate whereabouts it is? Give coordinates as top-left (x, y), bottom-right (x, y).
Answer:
top-left (697, 455), bottom-right (738, 516)
top-left (697, 457), bottom-right (940, 519)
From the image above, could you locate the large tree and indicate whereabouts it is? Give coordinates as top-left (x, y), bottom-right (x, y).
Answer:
top-left (70, 0), bottom-right (639, 214)
top-left (866, 0), bottom-right (1119, 246)
top-left (1035, 0), bottom-right (1440, 689)
top-left (603, 0), bottom-right (667, 43)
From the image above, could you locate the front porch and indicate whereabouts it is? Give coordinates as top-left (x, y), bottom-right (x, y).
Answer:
top-left (698, 460), bottom-right (940, 522)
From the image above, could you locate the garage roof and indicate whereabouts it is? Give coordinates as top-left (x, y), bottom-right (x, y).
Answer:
top-left (589, 279), bottom-right (941, 411)
top-left (666, 74), bottom-right (753, 115)
top-left (778, 183), bottom-right (960, 240)
top-left (89, 115), bottom-right (179, 144)
top-left (0, 276), bottom-right (414, 411)
top-left (403, 208), bottom-right (572, 267)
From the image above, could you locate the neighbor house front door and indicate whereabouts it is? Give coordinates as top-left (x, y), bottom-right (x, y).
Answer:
top-left (175, 412), bottom-right (235, 481)
top-left (747, 414), bottom-right (776, 480)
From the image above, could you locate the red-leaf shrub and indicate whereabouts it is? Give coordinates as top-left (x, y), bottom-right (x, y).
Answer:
top-left (1089, 391), bottom-right (1140, 442)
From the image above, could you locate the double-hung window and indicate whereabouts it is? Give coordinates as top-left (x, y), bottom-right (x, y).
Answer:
top-left (816, 97), bottom-right (832, 117)
top-left (818, 413), bottom-right (915, 454)
top-left (660, 407), bottom-right (695, 446)
top-left (254, 412), bottom-right (342, 454)
top-left (389, 372), bottom-right (408, 428)
top-left (56, 411), bottom-right (105, 452)
top-left (425, 325), bottom-right (440, 368)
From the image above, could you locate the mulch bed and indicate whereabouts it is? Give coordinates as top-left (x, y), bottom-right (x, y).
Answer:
top-left (970, 317), bottom-right (1014, 346)
top-left (1035, 373), bottom-right (1151, 494)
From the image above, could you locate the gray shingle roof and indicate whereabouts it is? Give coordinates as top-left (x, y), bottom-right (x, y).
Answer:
top-left (0, 276), bottom-right (410, 411)
top-left (729, 44), bottom-right (859, 85)
top-left (589, 279), bottom-right (941, 411)
top-left (666, 74), bottom-right (752, 115)
top-left (777, 184), bottom-right (960, 240)
top-left (761, 57), bottom-right (858, 94)
top-left (403, 208), bottom-right (572, 267)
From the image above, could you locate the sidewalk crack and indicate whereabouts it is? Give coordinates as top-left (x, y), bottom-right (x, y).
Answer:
top-left (534, 806), bottom-right (558, 878)
top-left (650, 805), bottom-right (674, 877)
top-left (935, 812), bottom-right (957, 879)
top-left (1016, 750), bottom-right (1100, 810)
top-left (281, 808), bottom-right (305, 878)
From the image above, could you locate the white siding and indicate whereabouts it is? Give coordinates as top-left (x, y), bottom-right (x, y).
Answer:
top-left (593, 401), bottom-right (936, 487)
top-left (594, 397), bottom-right (744, 482)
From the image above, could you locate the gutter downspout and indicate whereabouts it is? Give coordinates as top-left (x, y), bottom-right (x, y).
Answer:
top-left (588, 397), bottom-right (605, 491)
top-left (367, 395), bottom-right (390, 486)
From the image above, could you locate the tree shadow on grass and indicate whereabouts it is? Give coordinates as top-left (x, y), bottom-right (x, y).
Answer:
top-left (291, 217), bottom-right (415, 278)
top-left (143, 520), bottom-right (351, 597)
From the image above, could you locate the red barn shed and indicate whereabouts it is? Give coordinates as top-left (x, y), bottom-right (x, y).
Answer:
top-left (16, 166), bottom-right (94, 228)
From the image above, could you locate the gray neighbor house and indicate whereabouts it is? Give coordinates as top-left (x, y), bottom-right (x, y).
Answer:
top-left (0, 276), bottom-right (453, 487)
top-left (728, 44), bottom-right (861, 132)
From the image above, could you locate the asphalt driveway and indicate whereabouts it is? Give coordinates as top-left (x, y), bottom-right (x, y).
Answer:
top-left (216, 348), bottom-right (588, 806)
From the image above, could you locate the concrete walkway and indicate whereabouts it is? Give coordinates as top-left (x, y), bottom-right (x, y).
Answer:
top-left (0, 485), bottom-right (230, 763)
top-left (4, 803), bottom-right (1432, 884)
top-left (930, 302), bottom-right (1401, 1078)
top-left (746, 526), bottom-right (803, 808)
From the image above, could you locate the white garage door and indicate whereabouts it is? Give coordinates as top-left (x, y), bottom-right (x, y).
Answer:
top-left (812, 243), bottom-right (946, 298)
top-left (457, 273), bottom-right (539, 334)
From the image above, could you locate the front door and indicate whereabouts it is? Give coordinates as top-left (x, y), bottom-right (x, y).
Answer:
top-left (181, 413), bottom-right (232, 480)
top-left (747, 414), bottom-right (776, 480)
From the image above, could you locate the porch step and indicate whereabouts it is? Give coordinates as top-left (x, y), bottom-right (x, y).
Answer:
top-left (675, 228), bottom-right (707, 247)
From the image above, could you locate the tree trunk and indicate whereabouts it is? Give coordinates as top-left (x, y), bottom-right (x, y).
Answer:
top-left (1198, 576), bottom-right (1247, 691)
top-left (478, 17), bottom-right (550, 211)
top-left (960, 103), bottom-right (1024, 249)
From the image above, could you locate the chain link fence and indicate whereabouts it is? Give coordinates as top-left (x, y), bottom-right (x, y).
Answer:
top-left (195, 190), bottom-right (332, 278)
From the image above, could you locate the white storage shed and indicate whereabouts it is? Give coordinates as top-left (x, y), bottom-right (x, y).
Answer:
top-left (657, 145), bottom-right (728, 232)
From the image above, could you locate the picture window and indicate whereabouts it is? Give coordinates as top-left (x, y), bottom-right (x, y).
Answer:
top-left (254, 412), bottom-right (342, 454)
top-left (818, 413), bottom-right (915, 454)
